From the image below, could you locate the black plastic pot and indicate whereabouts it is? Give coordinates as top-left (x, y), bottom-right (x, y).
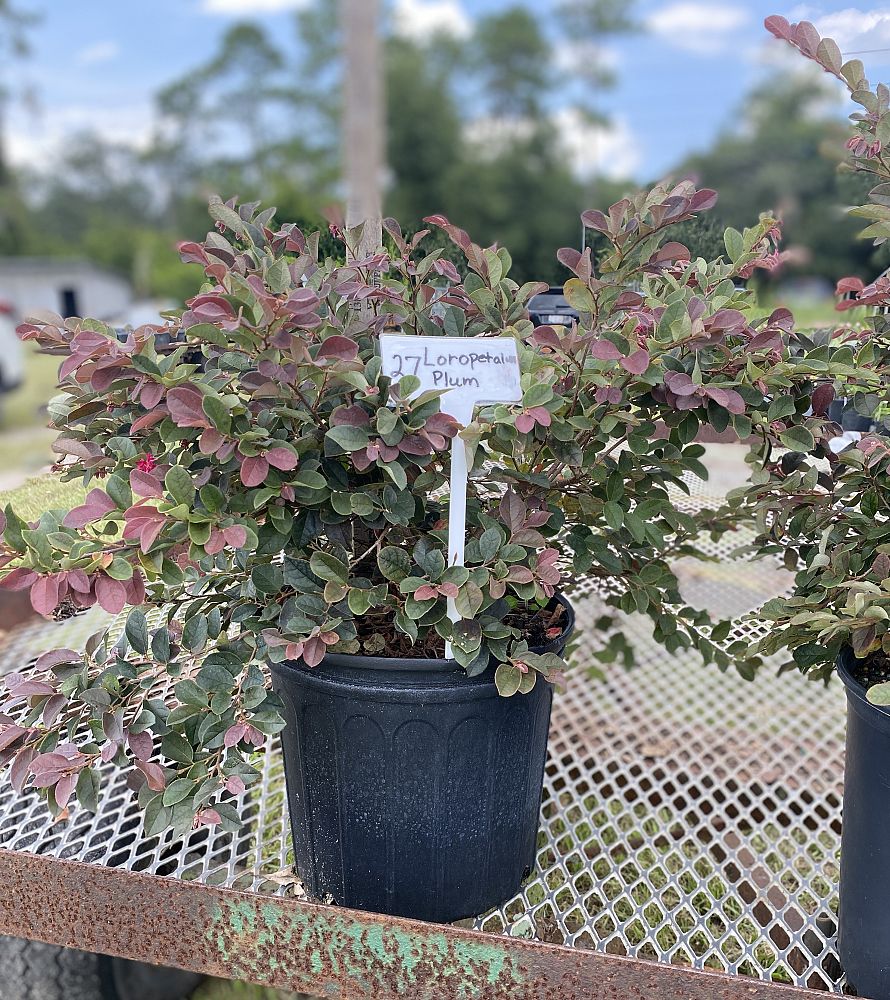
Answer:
top-left (837, 646), bottom-right (890, 998)
top-left (270, 595), bottom-right (574, 923)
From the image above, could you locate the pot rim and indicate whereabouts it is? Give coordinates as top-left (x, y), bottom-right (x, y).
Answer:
top-left (837, 645), bottom-right (890, 717)
top-left (282, 592), bottom-right (575, 675)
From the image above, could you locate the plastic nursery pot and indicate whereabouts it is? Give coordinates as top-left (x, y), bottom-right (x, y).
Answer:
top-left (837, 646), bottom-right (890, 999)
top-left (270, 593), bottom-right (575, 923)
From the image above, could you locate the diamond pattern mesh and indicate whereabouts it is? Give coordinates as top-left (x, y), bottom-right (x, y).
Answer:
top-left (0, 475), bottom-right (849, 993)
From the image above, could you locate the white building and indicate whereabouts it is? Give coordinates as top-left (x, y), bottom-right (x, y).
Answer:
top-left (0, 258), bottom-right (132, 321)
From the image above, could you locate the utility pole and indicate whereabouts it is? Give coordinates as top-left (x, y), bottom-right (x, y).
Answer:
top-left (341, 0), bottom-right (384, 263)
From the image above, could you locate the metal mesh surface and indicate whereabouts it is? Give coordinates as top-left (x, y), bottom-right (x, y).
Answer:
top-left (0, 475), bottom-right (849, 994)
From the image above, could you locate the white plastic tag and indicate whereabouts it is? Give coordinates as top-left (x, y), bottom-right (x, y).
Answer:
top-left (379, 335), bottom-right (523, 656)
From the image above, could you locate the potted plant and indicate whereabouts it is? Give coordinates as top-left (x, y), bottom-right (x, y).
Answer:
top-left (0, 183), bottom-right (840, 924)
top-left (731, 16), bottom-right (890, 997)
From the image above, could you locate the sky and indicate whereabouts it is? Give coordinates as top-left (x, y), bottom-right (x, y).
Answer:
top-left (7, 0), bottom-right (890, 182)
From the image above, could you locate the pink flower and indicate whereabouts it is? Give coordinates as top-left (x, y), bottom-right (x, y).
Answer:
top-left (136, 453), bottom-right (156, 473)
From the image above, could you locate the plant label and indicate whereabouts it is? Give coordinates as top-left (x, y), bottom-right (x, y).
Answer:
top-left (379, 334), bottom-right (522, 425)
top-left (379, 335), bottom-right (523, 656)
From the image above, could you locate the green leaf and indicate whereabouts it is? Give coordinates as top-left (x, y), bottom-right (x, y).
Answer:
top-left (383, 462), bottom-right (407, 491)
top-left (723, 227), bottom-right (744, 262)
top-left (522, 383), bottom-right (553, 408)
top-left (265, 258), bottom-right (292, 294)
top-left (518, 670), bottom-right (537, 695)
top-left (143, 798), bottom-right (173, 837)
top-left (186, 322), bottom-right (229, 347)
top-left (767, 396), bottom-right (796, 421)
top-left (162, 778), bottom-right (194, 806)
top-left (347, 588), bottom-right (372, 615)
top-left (624, 511), bottom-right (646, 545)
top-left (377, 408), bottom-right (398, 435)
top-left (174, 678), bottom-right (208, 708)
top-left (202, 395), bottom-right (232, 435)
top-left (326, 425), bottom-right (370, 454)
top-left (183, 614), bottom-right (209, 653)
top-left (454, 582), bottom-right (484, 618)
top-left (779, 427), bottom-right (815, 453)
top-left (208, 198), bottom-right (245, 234)
top-left (125, 609), bottom-right (149, 655)
top-left (867, 682), bottom-right (890, 707)
top-left (310, 550), bottom-right (349, 584)
top-left (251, 563), bottom-right (284, 595)
top-left (495, 662), bottom-right (521, 697)
top-left (165, 466), bottom-right (195, 506)
top-left (105, 556), bottom-right (133, 581)
top-left (75, 767), bottom-right (101, 813)
top-left (151, 628), bottom-right (171, 663)
top-left (603, 501), bottom-right (624, 531)
top-left (293, 469), bottom-right (327, 491)
top-left (563, 278), bottom-right (595, 313)
top-left (105, 473), bottom-right (132, 509)
top-left (479, 528), bottom-right (503, 563)
top-left (200, 485), bottom-right (226, 514)
top-left (378, 546), bottom-right (410, 582)
top-left (160, 732), bottom-right (194, 765)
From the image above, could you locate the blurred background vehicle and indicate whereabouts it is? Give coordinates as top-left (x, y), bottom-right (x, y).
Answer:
top-left (0, 301), bottom-right (24, 396)
top-left (527, 287), bottom-right (579, 331)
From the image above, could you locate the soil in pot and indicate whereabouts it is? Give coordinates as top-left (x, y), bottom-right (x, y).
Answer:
top-left (271, 595), bottom-right (574, 924)
top-left (836, 647), bottom-right (890, 999)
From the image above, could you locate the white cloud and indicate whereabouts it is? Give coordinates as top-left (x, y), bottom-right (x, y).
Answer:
top-left (200, 0), bottom-right (307, 14)
top-left (7, 102), bottom-right (154, 168)
top-left (464, 109), bottom-right (641, 181)
top-left (810, 7), bottom-right (890, 53)
top-left (76, 41), bottom-right (119, 66)
top-left (647, 2), bottom-right (749, 55)
top-left (554, 108), bottom-right (641, 180)
top-left (392, 0), bottom-right (471, 41)
top-left (554, 40), bottom-right (620, 77)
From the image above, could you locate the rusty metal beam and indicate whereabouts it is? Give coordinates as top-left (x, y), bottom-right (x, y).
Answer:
top-left (0, 849), bottom-right (827, 999)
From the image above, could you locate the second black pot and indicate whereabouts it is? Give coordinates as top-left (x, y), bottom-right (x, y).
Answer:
top-left (271, 594), bottom-right (574, 923)
top-left (837, 646), bottom-right (890, 999)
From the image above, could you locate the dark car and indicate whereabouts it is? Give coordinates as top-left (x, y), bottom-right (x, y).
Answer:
top-left (527, 287), bottom-right (579, 330)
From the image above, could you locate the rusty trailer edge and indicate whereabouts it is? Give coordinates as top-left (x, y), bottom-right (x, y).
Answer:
top-left (0, 848), bottom-right (829, 999)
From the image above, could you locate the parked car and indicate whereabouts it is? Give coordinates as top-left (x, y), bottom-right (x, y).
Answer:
top-left (0, 301), bottom-right (24, 394)
top-left (527, 286), bottom-right (579, 330)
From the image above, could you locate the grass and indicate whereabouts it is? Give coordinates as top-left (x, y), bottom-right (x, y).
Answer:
top-left (0, 342), bottom-right (63, 483)
top-left (0, 474), bottom-right (85, 521)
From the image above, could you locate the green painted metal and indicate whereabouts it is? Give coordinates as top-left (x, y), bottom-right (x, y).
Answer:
top-left (0, 848), bottom-right (829, 1000)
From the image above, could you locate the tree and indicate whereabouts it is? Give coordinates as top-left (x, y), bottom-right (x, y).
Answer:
top-left (154, 23), bottom-right (291, 195)
top-left (384, 37), bottom-right (464, 224)
top-left (556, 0), bottom-right (637, 122)
top-left (473, 7), bottom-right (552, 120)
top-left (680, 71), bottom-right (886, 282)
top-left (0, 1), bottom-right (37, 254)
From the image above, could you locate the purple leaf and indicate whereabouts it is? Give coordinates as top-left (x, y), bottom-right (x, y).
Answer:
top-left (130, 469), bottom-right (164, 498)
top-left (620, 349), bottom-right (650, 375)
top-left (240, 456), bottom-right (269, 488)
top-left (167, 386), bottom-right (210, 429)
top-left (224, 723), bottom-right (248, 748)
top-left (35, 648), bottom-right (81, 671)
top-left (664, 372), bottom-right (698, 397)
top-left (95, 576), bottom-right (127, 615)
top-left (30, 576), bottom-right (61, 616)
top-left (63, 488), bottom-right (117, 529)
top-left (590, 339), bottom-right (623, 361)
top-left (266, 447), bottom-right (298, 471)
